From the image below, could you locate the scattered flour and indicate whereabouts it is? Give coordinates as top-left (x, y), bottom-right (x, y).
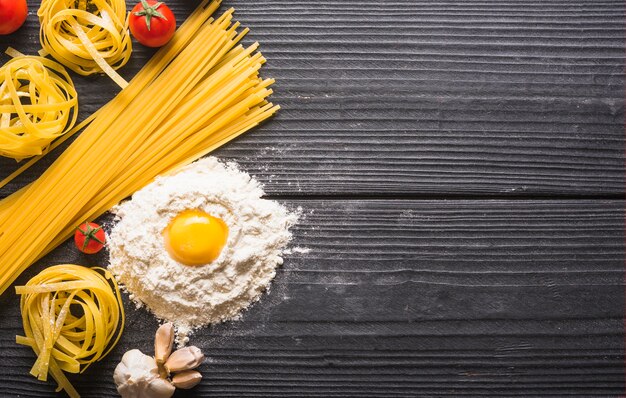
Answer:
top-left (283, 247), bottom-right (311, 255)
top-left (108, 157), bottom-right (298, 345)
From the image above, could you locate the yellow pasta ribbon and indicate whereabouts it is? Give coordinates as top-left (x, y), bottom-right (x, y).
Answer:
top-left (15, 264), bottom-right (125, 398)
top-left (38, 0), bottom-right (132, 88)
top-left (0, 55), bottom-right (78, 160)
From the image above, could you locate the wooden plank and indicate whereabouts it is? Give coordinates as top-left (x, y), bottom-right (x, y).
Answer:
top-left (0, 0), bottom-right (623, 196)
top-left (0, 199), bottom-right (622, 396)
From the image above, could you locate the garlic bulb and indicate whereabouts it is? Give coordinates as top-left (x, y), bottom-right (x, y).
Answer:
top-left (113, 349), bottom-right (175, 398)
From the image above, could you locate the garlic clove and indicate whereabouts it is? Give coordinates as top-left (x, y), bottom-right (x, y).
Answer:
top-left (154, 322), bottom-right (175, 365)
top-left (164, 346), bottom-right (204, 373)
top-left (147, 377), bottom-right (176, 398)
top-left (171, 370), bottom-right (203, 389)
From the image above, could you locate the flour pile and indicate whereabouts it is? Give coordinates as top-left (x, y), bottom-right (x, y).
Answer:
top-left (108, 157), bottom-right (297, 344)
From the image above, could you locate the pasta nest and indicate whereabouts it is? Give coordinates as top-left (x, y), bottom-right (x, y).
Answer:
top-left (15, 264), bottom-right (125, 398)
top-left (38, 0), bottom-right (132, 85)
top-left (0, 56), bottom-right (78, 160)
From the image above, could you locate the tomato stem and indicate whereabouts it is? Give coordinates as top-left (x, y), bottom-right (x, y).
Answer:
top-left (134, 0), bottom-right (167, 31)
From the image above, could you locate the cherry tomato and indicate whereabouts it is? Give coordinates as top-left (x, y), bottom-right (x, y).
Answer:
top-left (0, 0), bottom-right (28, 35)
top-left (129, 0), bottom-right (176, 48)
top-left (74, 222), bottom-right (106, 254)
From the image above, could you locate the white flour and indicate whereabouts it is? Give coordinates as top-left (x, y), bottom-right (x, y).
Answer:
top-left (108, 157), bottom-right (298, 345)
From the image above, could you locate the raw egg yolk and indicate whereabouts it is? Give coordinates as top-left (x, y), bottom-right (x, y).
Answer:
top-left (163, 210), bottom-right (228, 266)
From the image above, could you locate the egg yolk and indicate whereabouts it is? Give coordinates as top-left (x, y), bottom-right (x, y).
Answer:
top-left (163, 209), bottom-right (228, 266)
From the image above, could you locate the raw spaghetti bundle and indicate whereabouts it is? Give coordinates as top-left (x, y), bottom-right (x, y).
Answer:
top-left (16, 264), bottom-right (125, 398)
top-left (0, 55), bottom-right (78, 160)
top-left (38, 0), bottom-right (132, 88)
top-left (0, 0), bottom-right (279, 295)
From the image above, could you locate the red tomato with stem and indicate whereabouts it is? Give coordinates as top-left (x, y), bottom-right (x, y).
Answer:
top-left (129, 0), bottom-right (176, 47)
top-left (74, 222), bottom-right (106, 254)
top-left (0, 0), bottom-right (28, 35)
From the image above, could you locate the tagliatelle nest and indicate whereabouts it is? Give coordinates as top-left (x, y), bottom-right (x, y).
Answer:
top-left (38, 0), bottom-right (132, 88)
top-left (0, 55), bottom-right (78, 160)
top-left (15, 264), bottom-right (125, 398)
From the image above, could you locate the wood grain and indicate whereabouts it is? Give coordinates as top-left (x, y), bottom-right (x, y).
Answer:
top-left (1, 200), bottom-right (623, 397)
top-left (0, 0), bottom-right (623, 196)
top-left (0, 0), bottom-right (622, 397)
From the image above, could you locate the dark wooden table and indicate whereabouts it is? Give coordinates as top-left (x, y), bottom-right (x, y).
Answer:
top-left (1, 1), bottom-right (624, 397)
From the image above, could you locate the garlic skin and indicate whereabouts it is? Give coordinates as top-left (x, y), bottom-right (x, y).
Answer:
top-left (147, 377), bottom-right (176, 398)
top-left (113, 349), bottom-right (175, 398)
